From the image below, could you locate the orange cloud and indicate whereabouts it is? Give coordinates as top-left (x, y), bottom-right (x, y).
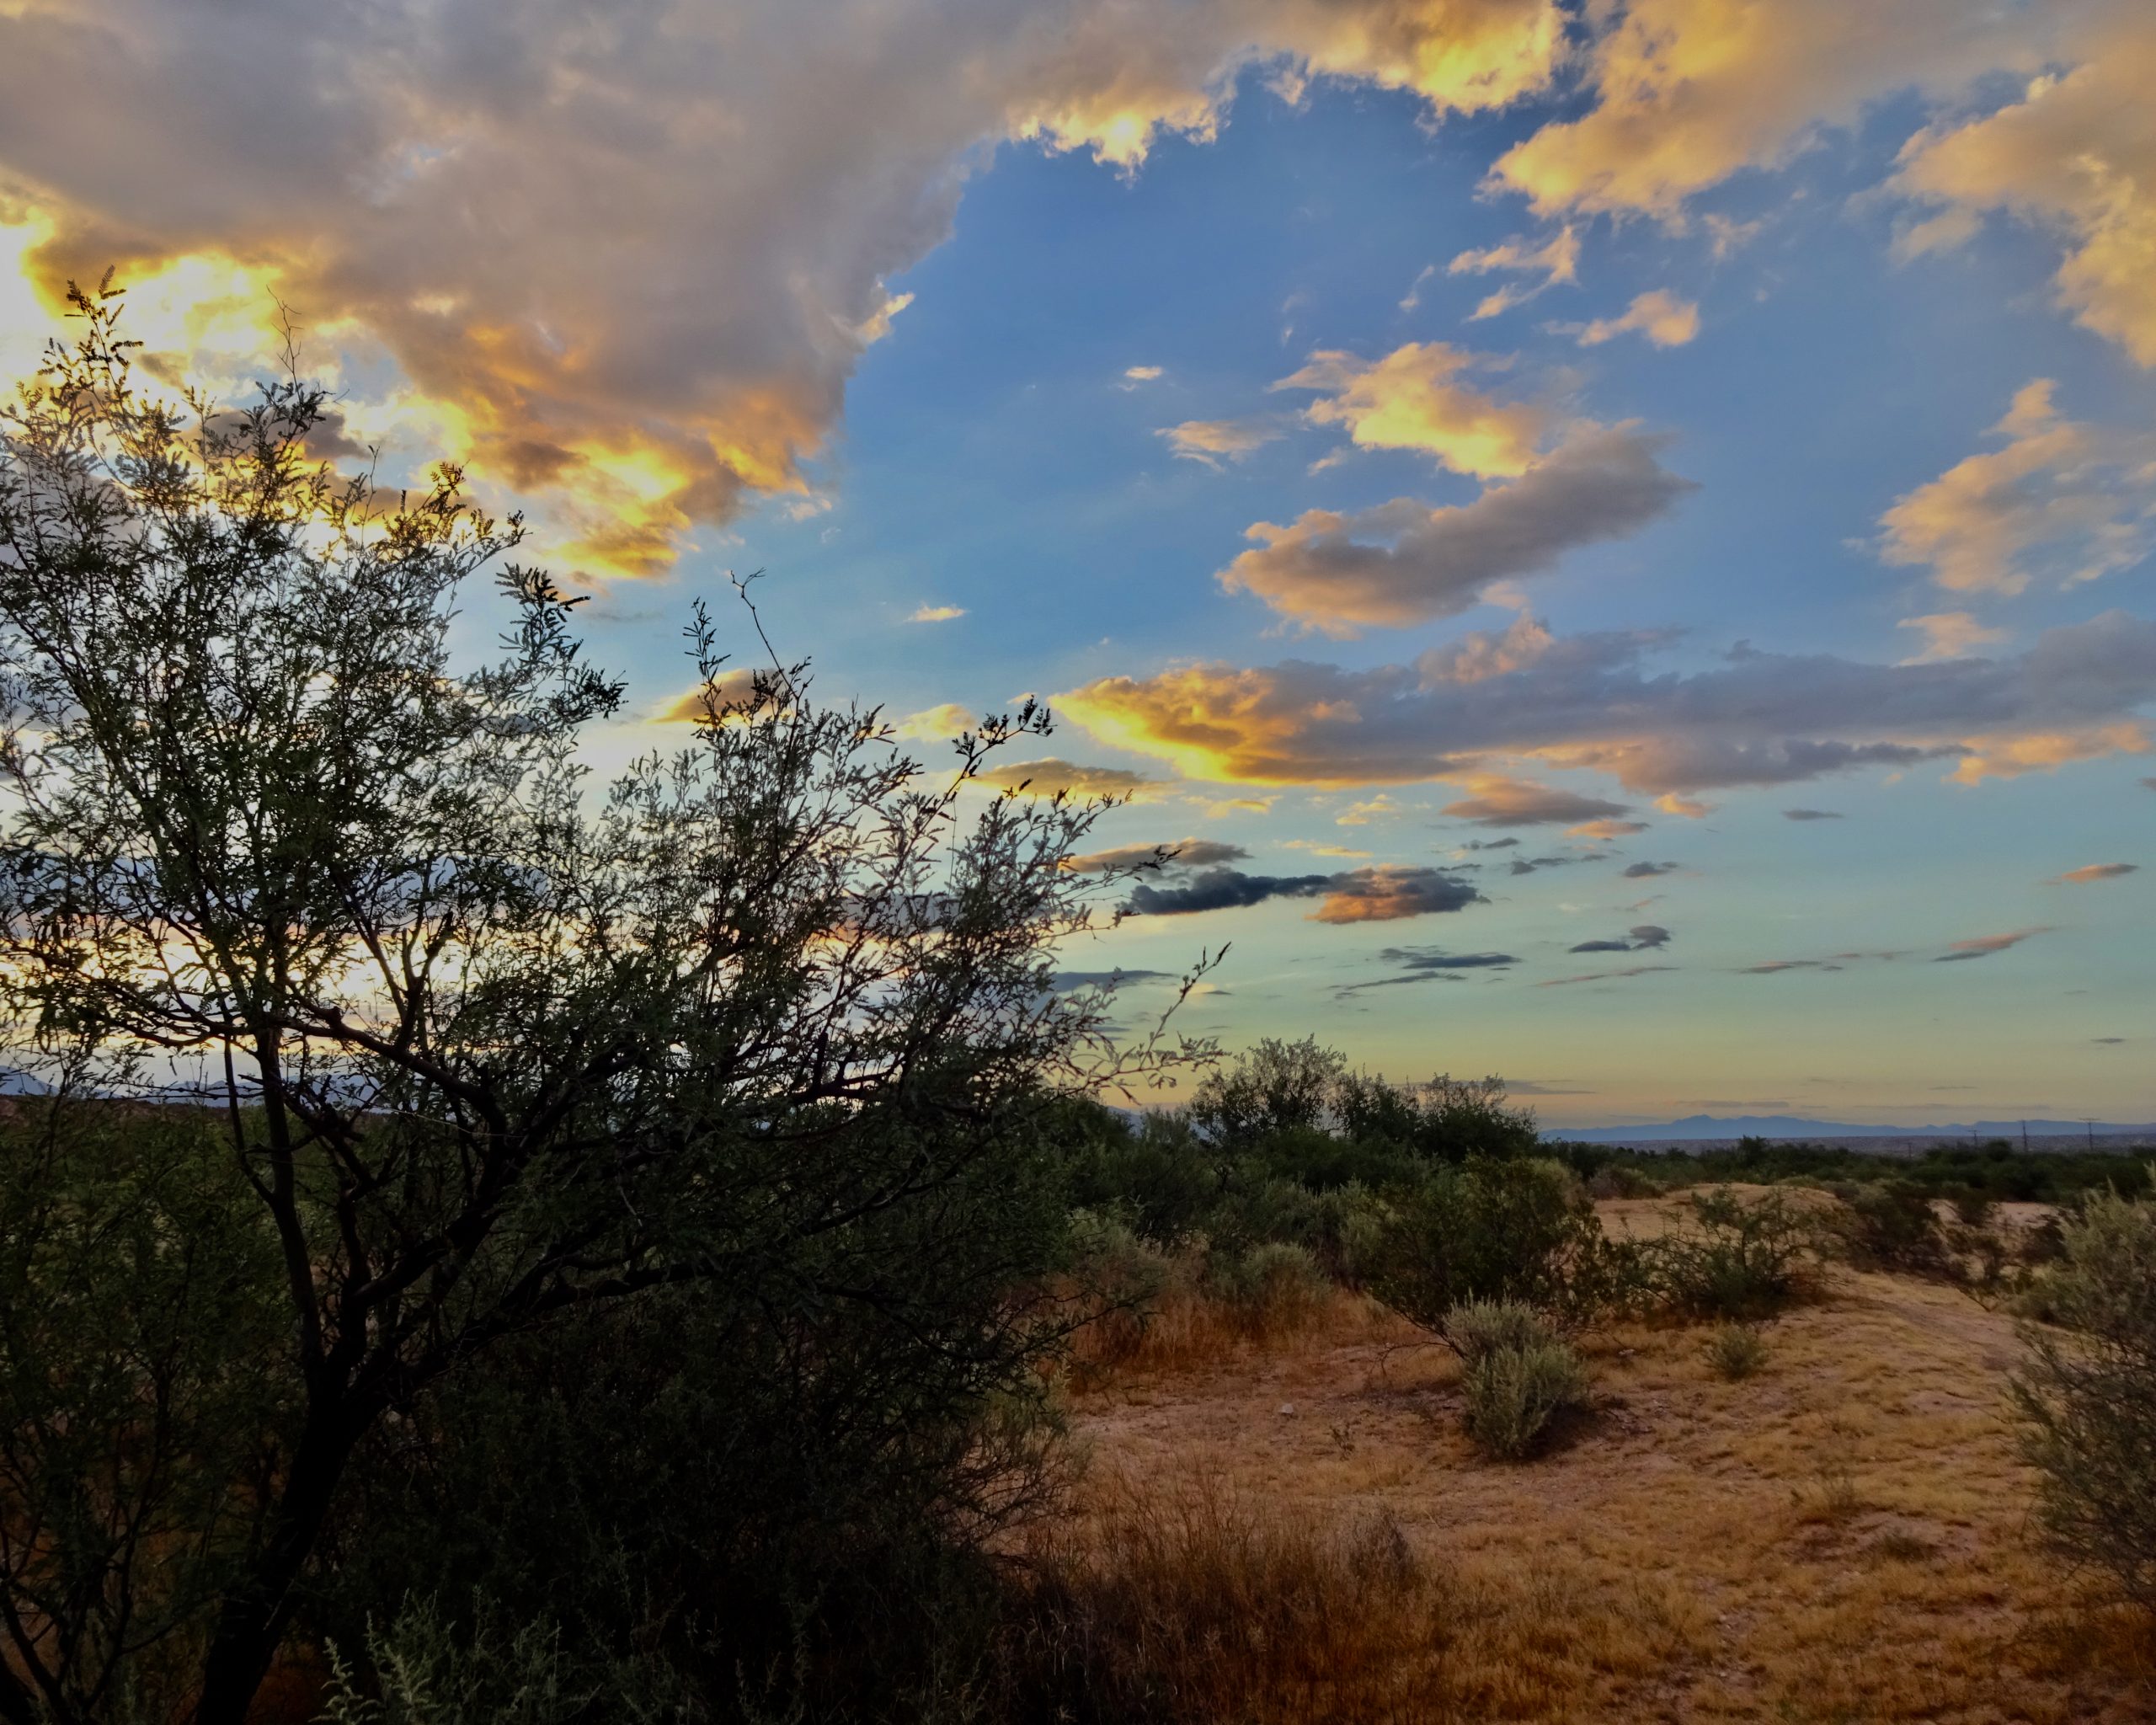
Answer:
top-left (974, 757), bottom-right (1165, 799)
top-left (1277, 342), bottom-right (1545, 478)
top-left (1218, 424), bottom-right (1690, 634)
top-left (1893, 22), bottom-right (2156, 366)
top-left (1897, 611), bottom-right (2009, 662)
top-left (1879, 381), bottom-right (2151, 595)
top-left (2049, 862), bottom-right (2138, 885)
top-left (1060, 612), bottom-right (2156, 796)
top-left (1159, 417), bottom-right (1282, 467)
top-left (0, 0), bottom-right (1574, 577)
top-left (1486, 0), bottom-right (2057, 219)
top-left (1570, 289), bottom-right (1700, 349)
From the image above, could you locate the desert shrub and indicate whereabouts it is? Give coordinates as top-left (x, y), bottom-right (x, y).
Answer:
top-left (1706, 1324), bottom-right (1769, 1381)
top-left (1364, 1156), bottom-right (1621, 1333)
top-left (1947, 1186), bottom-right (1998, 1227)
top-left (1206, 1242), bottom-right (1331, 1337)
top-left (2012, 1180), bottom-right (2156, 1608)
top-left (1443, 1299), bottom-right (1557, 1366)
top-left (1648, 1188), bottom-right (1820, 1320)
top-left (1838, 1180), bottom-right (1951, 1274)
top-left (1587, 1164), bottom-right (1657, 1200)
top-left (1460, 1338), bottom-right (1589, 1461)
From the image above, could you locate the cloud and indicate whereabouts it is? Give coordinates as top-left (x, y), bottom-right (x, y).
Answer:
top-left (1539, 964), bottom-right (1677, 988)
top-left (1446, 225), bottom-right (1580, 320)
top-left (1742, 948), bottom-right (1904, 975)
top-left (1124, 862), bottom-right (1482, 921)
top-left (1050, 969), bottom-right (1171, 991)
top-left (1782, 808), bottom-right (1844, 820)
top-left (1063, 837), bottom-right (1251, 873)
top-left (1276, 343), bottom-right (1547, 478)
top-left (1440, 776), bottom-right (1630, 828)
top-left (1935, 927), bottom-right (2050, 962)
top-left (908, 603), bottom-right (967, 622)
top-left (893, 702), bottom-right (979, 742)
top-left (1568, 922), bottom-right (1670, 953)
top-left (1567, 289), bottom-right (1700, 348)
top-left (652, 668), bottom-right (769, 723)
top-left (1622, 862), bottom-right (1679, 879)
top-left (1219, 423), bottom-right (1693, 634)
top-left (1898, 611), bottom-right (2009, 662)
top-left (1486, 0), bottom-right (2066, 220)
top-left (1310, 866), bottom-right (1486, 923)
top-left (1507, 852), bottom-right (1606, 875)
top-left (1159, 416), bottom-right (1282, 467)
top-left (975, 757), bottom-right (1162, 798)
top-left (1058, 611), bottom-right (2156, 795)
top-left (1892, 19), bottom-right (2156, 366)
top-left (1123, 364), bottom-right (1164, 383)
top-left (1879, 381), bottom-right (2153, 595)
top-left (2049, 862), bottom-right (2137, 884)
top-left (1376, 946), bottom-right (1518, 969)
top-left (1571, 817), bottom-right (1651, 838)
top-left (0, 0), bottom-right (1577, 575)
top-left (1123, 866), bottom-right (1331, 916)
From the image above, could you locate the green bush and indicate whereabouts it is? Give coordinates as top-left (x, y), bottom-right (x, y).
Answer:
top-left (1838, 1180), bottom-right (1951, 1275)
top-left (1364, 1157), bottom-right (1620, 1333)
top-left (2011, 1180), bottom-right (2156, 1608)
top-left (1706, 1324), bottom-right (1769, 1381)
top-left (1443, 1300), bottom-right (1557, 1367)
top-left (1648, 1188), bottom-right (1819, 1321)
top-left (1206, 1242), bottom-right (1331, 1335)
top-left (1460, 1338), bottom-right (1589, 1461)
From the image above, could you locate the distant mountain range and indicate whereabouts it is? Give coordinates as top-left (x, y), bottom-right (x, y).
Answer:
top-left (1555, 1114), bottom-right (2156, 1144)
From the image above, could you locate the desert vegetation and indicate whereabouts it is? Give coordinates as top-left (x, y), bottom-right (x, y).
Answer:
top-left (1, 292), bottom-right (2151, 1722)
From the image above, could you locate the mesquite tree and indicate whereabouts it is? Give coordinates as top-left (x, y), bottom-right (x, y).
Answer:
top-left (0, 281), bottom-right (1203, 1725)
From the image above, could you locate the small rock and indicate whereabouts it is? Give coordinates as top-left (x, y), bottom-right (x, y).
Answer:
top-left (1277, 1402), bottom-right (1296, 1417)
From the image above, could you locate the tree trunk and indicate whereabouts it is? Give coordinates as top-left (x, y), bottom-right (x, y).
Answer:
top-left (189, 1398), bottom-right (364, 1725)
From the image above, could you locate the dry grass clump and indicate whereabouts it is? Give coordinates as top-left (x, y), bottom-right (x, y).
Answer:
top-left (1001, 1480), bottom-right (1705, 1724)
top-left (1706, 1322), bottom-right (1769, 1380)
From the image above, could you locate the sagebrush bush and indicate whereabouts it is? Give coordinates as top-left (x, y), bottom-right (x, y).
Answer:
top-left (1207, 1242), bottom-right (1331, 1336)
top-left (1649, 1188), bottom-right (1819, 1321)
top-left (1838, 1180), bottom-right (1951, 1275)
top-left (1460, 1337), bottom-right (1589, 1461)
top-left (1364, 1156), bottom-right (1620, 1333)
top-left (2012, 1180), bottom-right (2156, 1608)
top-left (1444, 1299), bottom-right (1556, 1366)
top-left (1706, 1324), bottom-right (1769, 1381)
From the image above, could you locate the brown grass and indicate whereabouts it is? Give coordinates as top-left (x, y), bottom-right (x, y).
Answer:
top-left (1043, 1194), bottom-right (2156, 1723)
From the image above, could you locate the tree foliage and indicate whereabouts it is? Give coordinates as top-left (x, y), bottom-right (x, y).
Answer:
top-left (0, 280), bottom-right (1202, 1724)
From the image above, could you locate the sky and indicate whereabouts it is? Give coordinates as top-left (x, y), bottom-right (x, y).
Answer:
top-left (0, 0), bottom-right (2151, 1127)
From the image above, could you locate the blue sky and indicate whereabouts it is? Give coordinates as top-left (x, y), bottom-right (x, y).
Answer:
top-left (2, 0), bottom-right (2150, 1124)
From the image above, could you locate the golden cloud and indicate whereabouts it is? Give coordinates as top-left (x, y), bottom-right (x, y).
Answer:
top-left (0, 0), bottom-right (1572, 577)
top-left (974, 757), bottom-right (1165, 799)
top-left (1572, 289), bottom-right (1700, 349)
top-left (1277, 342), bottom-right (1545, 478)
top-left (1894, 22), bottom-right (2156, 366)
top-left (1486, 0), bottom-right (2057, 218)
top-left (1879, 381), bottom-right (2151, 595)
top-left (1897, 611), bottom-right (2009, 663)
top-left (1059, 611), bottom-right (2156, 795)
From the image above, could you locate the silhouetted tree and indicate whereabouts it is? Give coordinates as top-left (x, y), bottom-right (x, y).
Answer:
top-left (0, 280), bottom-right (1205, 1725)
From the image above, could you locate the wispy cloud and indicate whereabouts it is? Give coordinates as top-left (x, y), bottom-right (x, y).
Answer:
top-left (1935, 927), bottom-right (2051, 963)
top-left (2048, 862), bottom-right (2137, 885)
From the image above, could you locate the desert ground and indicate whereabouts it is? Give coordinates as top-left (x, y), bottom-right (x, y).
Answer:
top-left (1056, 1194), bottom-right (2156, 1724)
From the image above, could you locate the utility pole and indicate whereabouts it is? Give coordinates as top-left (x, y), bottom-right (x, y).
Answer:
top-left (2022, 1119), bottom-right (2029, 1153)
